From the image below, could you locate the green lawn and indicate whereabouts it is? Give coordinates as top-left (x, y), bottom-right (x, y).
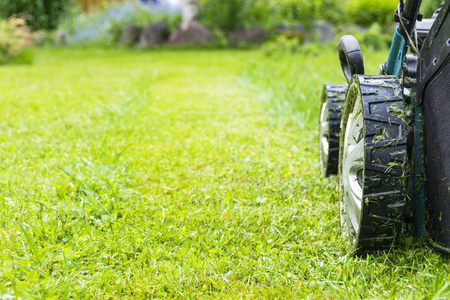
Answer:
top-left (0, 48), bottom-right (449, 299)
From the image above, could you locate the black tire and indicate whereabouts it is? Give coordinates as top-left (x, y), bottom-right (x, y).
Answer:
top-left (338, 75), bottom-right (408, 254)
top-left (319, 83), bottom-right (348, 177)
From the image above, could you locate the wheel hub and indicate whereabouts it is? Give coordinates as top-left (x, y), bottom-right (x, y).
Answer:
top-left (319, 101), bottom-right (330, 175)
top-left (342, 94), bottom-right (364, 235)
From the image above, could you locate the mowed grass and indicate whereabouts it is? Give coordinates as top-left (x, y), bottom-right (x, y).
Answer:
top-left (0, 48), bottom-right (448, 298)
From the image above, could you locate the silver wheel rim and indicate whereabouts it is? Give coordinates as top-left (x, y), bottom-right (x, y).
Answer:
top-left (319, 100), bottom-right (329, 176)
top-left (341, 92), bottom-right (364, 242)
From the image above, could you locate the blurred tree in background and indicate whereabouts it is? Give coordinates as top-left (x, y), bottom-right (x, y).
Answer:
top-left (0, 0), bottom-right (72, 29)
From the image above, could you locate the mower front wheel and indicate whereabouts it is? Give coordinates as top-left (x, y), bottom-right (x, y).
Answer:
top-left (319, 83), bottom-right (347, 177)
top-left (339, 75), bottom-right (408, 254)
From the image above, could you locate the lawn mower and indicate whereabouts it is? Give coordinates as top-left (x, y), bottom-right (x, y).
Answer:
top-left (319, 0), bottom-right (450, 254)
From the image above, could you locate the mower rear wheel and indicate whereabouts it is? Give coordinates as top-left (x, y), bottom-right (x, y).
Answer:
top-left (319, 83), bottom-right (347, 177)
top-left (339, 75), bottom-right (407, 254)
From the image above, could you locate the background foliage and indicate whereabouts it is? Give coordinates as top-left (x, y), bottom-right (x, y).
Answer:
top-left (0, 0), bottom-right (72, 30)
top-left (0, 18), bottom-right (33, 64)
top-left (59, 1), bottom-right (180, 46)
top-left (0, 0), bottom-right (445, 33)
top-left (199, 0), bottom-right (349, 33)
top-left (346, 0), bottom-right (398, 26)
top-left (199, 0), bottom-right (444, 33)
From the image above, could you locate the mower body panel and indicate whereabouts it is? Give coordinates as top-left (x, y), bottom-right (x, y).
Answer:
top-left (419, 1), bottom-right (450, 251)
top-left (385, 27), bottom-right (407, 77)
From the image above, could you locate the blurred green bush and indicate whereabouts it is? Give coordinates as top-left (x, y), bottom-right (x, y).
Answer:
top-left (362, 23), bottom-right (392, 50)
top-left (318, 0), bottom-right (348, 25)
top-left (199, 0), bottom-right (445, 33)
top-left (0, 18), bottom-right (33, 64)
top-left (199, 0), bottom-right (348, 33)
top-left (346, 0), bottom-right (397, 26)
top-left (198, 0), bottom-right (246, 33)
top-left (0, 0), bottom-right (72, 30)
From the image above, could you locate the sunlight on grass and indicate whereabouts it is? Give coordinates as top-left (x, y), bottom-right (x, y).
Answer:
top-left (0, 48), bottom-right (448, 298)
